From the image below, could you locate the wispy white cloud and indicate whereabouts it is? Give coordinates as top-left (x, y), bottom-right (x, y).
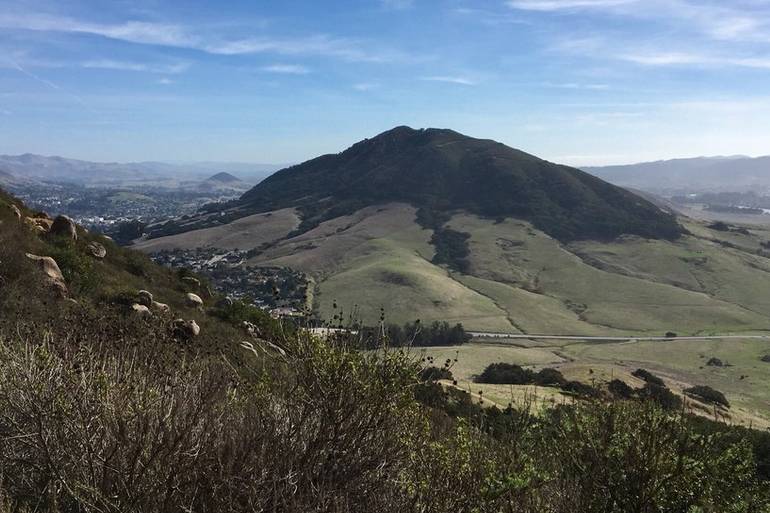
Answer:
top-left (420, 75), bottom-right (478, 85)
top-left (353, 82), bottom-right (379, 91)
top-left (512, 0), bottom-right (770, 44)
top-left (261, 64), bottom-right (310, 74)
top-left (0, 14), bottom-right (194, 46)
top-left (544, 81), bottom-right (610, 90)
top-left (507, 0), bottom-right (636, 11)
top-left (81, 59), bottom-right (190, 74)
top-left (157, 78), bottom-right (174, 85)
top-left (206, 35), bottom-right (389, 62)
top-left (0, 13), bottom-right (397, 63)
top-left (620, 51), bottom-right (770, 69)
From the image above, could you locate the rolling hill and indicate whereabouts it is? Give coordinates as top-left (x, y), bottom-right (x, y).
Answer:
top-left (136, 127), bottom-right (770, 334)
top-left (0, 154), bottom-right (282, 186)
top-left (236, 126), bottom-right (682, 242)
top-left (584, 155), bottom-right (770, 194)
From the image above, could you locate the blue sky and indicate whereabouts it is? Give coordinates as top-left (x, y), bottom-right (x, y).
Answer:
top-left (1, 0), bottom-right (770, 166)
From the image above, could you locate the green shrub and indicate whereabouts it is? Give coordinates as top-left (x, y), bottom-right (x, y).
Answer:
top-left (476, 362), bottom-right (535, 384)
top-left (639, 383), bottom-right (682, 411)
top-left (212, 299), bottom-right (288, 339)
top-left (631, 368), bottom-right (665, 387)
top-left (419, 366), bottom-right (453, 381)
top-left (561, 380), bottom-right (600, 398)
top-left (608, 379), bottom-right (635, 399)
top-left (684, 385), bottom-right (730, 408)
top-left (533, 368), bottom-right (566, 386)
top-left (43, 236), bottom-right (100, 295)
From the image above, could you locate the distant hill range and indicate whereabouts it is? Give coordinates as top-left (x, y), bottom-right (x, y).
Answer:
top-left (584, 156), bottom-right (770, 194)
top-left (0, 154), bottom-right (283, 187)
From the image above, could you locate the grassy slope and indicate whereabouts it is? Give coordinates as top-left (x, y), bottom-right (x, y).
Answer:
top-left (450, 214), bottom-right (770, 334)
top-left (250, 205), bottom-right (514, 330)
top-left (134, 208), bottom-right (299, 252)
top-left (138, 203), bottom-right (770, 335)
top-left (0, 190), bottom-right (258, 357)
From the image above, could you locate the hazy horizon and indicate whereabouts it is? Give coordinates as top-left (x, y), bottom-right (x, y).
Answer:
top-left (2, 141), bottom-right (770, 170)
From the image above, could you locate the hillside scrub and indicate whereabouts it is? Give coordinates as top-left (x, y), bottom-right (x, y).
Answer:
top-left (0, 319), bottom-right (768, 513)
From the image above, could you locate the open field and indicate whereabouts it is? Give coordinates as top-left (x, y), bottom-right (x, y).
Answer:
top-left (563, 337), bottom-right (770, 427)
top-left (421, 338), bottom-right (770, 428)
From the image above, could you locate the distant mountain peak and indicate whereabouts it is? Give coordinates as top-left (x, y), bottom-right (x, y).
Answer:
top-left (207, 172), bottom-right (242, 183)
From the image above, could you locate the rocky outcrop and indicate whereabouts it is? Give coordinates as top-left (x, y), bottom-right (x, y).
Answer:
top-left (24, 217), bottom-right (53, 233)
top-left (50, 215), bottom-right (77, 241)
top-left (173, 319), bottom-right (200, 338)
top-left (25, 253), bottom-right (68, 297)
top-left (131, 303), bottom-right (152, 318)
top-left (87, 241), bottom-right (106, 259)
top-left (7, 204), bottom-right (21, 220)
top-left (151, 301), bottom-right (170, 313)
top-left (185, 293), bottom-right (203, 309)
top-left (137, 290), bottom-right (154, 307)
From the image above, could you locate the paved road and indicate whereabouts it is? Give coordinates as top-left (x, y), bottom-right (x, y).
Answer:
top-left (470, 332), bottom-right (770, 342)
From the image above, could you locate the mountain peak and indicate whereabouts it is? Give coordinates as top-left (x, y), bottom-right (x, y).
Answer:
top-left (237, 127), bottom-right (682, 242)
top-left (207, 172), bottom-right (241, 183)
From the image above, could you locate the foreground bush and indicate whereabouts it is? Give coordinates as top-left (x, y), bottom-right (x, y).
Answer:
top-left (0, 323), bottom-right (420, 512)
top-left (0, 317), bottom-right (767, 512)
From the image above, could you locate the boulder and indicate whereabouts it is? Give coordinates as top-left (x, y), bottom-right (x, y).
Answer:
top-left (185, 292), bottom-right (204, 309)
top-left (50, 215), bottom-right (77, 241)
top-left (173, 319), bottom-right (200, 338)
top-left (131, 303), bottom-right (152, 318)
top-left (25, 253), bottom-right (68, 297)
top-left (137, 290), bottom-right (154, 307)
top-left (182, 276), bottom-right (200, 289)
top-left (87, 241), bottom-right (107, 259)
top-left (25, 217), bottom-right (53, 233)
top-left (151, 301), bottom-right (170, 313)
top-left (761, 355), bottom-right (770, 363)
top-left (242, 320), bottom-right (261, 338)
top-left (7, 204), bottom-right (21, 220)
